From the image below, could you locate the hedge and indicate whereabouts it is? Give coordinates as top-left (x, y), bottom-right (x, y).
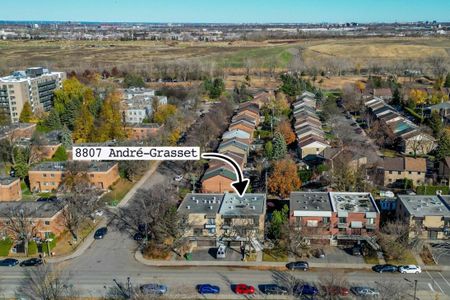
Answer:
top-left (0, 238), bottom-right (13, 256)
top-left (41, 233), bottom-right (57, 254)
top-left (416, 185), bottom-right (449, 195)
top-left (28, 240), bottom-right (38, 256)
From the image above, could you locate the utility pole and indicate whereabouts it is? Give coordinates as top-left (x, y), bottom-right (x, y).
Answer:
top-left (413, 279), bottom-right (417, 300)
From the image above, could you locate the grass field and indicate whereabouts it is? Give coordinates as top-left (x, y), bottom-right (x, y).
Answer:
top-left (1, 37), bottom-right (448, 74)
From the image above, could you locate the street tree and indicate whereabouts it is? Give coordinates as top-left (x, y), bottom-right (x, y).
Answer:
top-left (318, 270), bottom-right (350, 300)
top-left (276, 120), bottom-right (296, 145)
top-left (17, 264), bottom-right (77, 300)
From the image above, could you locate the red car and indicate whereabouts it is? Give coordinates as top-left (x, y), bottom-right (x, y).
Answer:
top-left (322, 286), bottom-right (350, 296)
top-left (235, 284), bottom-right (255, 294)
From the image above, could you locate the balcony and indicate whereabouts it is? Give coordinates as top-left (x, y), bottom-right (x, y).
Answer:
top-left (337, 223), bottom-right (348, 229)
top-left (204, 224), bottom-right (216, 229)
top-left (365, 224), bottom-right (377, 230)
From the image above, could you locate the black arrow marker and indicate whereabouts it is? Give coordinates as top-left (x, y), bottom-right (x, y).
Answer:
top-left (201, 152), bottom-right (250, 197)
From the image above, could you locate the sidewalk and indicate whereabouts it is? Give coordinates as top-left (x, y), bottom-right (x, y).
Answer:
top-left (135, 250), bottom-right (450, 271)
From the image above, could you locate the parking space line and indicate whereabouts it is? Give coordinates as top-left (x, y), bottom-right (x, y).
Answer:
top-left (428, 283), bottom-right (435, 292)
top-left (426, 271), bottom-right (445, 294)
top-left (438, 272), bottom-right (450, 288)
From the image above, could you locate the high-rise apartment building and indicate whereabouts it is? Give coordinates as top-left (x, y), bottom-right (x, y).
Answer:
top-left (0, 67), bottom-right (66, 123)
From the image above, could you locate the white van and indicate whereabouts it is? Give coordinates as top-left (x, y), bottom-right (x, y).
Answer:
top-left (216, 245), bottom-right (227, 259)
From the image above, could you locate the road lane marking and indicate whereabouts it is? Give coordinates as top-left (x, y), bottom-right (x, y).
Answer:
top-left (426, 271), bottom-right (445, 294)
top-left (438, 272), bottom-right (450, 288)
top-left (428, 283), bottom-right (435, 292)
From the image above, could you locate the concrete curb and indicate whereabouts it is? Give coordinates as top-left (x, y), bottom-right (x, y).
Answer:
top-left (135, 250), bottom-right (450, 271)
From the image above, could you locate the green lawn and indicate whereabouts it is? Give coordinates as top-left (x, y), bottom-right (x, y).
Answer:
top-left (416, 185), bottom-right (449, 195)
top-left (101, 178), bottom-right (134, 206)
top-left (262, 248), bottom-right (288, 262)
top-left (381, 149), bottom-right (398, 158)
top-left (385, 250), bottom-right (417, 265)
top-left (363, 254), bottom-right (379, 264)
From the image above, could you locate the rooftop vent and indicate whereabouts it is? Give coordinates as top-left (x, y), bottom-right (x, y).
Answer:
top-left (187, 205), bottom-right (190, 210)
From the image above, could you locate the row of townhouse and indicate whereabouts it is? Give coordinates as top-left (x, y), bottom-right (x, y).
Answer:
top-left (201, 102), bottom-right (260, 193)
top-left (293, 91), bottom-right (329, 159)
top-left (365, 97), bottom-right (436, 155)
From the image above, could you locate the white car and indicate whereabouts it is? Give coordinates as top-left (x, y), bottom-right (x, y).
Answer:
top-left (399, 265), bottom-right (422, 274)
top-left (174, 175), bottom-right (183, 182)
top-left (94, 210), bottom-right (104, 217)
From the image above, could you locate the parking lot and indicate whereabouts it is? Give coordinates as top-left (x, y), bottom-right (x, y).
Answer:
top-left (307, 246), bottom-right (366, 264)
top-left (431, 243), bottom-right (450, 266)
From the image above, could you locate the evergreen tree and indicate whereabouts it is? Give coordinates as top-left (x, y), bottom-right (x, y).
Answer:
top-left (52, 145), bottom-right (68, 161)
top-left (436, 132), bottom-right (450, 161)
top-left (19, 102), bottom-right (33, 123)
top-left (445, 73), bottom-right (450, 88)
top-left (392, 87), bottom-right (401, 105)
top-left (272, 131), bottom-right (287, 160)
top-left (429, 111), bottom-right (443, 137)
top-left (59, 98), bottom-right (81, 130)
top-left (13, 148), bottom-right (29, 179)
top-left (60, 125), bottom-right (73, 149)
top-left (265, 141), bottom-right (273, 159)
top-left (268, 205), bottom-right (289, 240)
top-left (44, 108), bottom-right (62, 130)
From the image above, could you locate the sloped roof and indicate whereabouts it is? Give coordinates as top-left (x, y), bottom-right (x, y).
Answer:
top-left (202, 167), bottom-right (237, 182)
top-left (218, 138), bottom-right (249, 152)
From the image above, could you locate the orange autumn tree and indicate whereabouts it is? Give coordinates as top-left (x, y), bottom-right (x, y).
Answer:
top-left (276, 120), bottom-right (296, 145)
top-left (268, 158), bottom-right (301, 199)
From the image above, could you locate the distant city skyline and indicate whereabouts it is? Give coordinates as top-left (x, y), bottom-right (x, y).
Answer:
top-left (0, 0), bottom-right (449, 24)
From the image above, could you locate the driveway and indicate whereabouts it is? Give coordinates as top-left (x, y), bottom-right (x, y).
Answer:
top-left (307, 246), bottom-right (365, 264)
top-left (191, 247), bottom-right (243, 261)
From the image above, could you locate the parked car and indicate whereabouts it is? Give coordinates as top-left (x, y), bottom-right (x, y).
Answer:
top-left (321, 285), bottom-right (350, 296)
top-left (174, 175), bottom-right (183, 182)
top-left (133, 232), bottom-right (144, 241)
top-left (258, 284), bottom-right (288, 295)
top-left (398, 265), bottom-right (422, 274)
top-left (373, 264), bottom-right (398, 273)
top-left (19, 258), bottom-right (43, 267)
top-left (294, 284), bottom-right (319, 296)
top-left (216, 245), bottom-right (227, 259)
top-left (286, 261), bottom-right (309, 271)
top-left (197, 284), bottom-right (220, 294)
top-left (94, 227), bottom-right (108, 239)
top-left (352, 246), bottom-right (362, 256)
top-left (0, 258), bottom-right (19, 267)
top-left (140, 284), bottom-right (168, 295)
top-left (234, 284), bottom-right (255, 294)
top-left (314, 248), bottom-right (325, 258)
top-left (351, 286), bottom-right (380, 296)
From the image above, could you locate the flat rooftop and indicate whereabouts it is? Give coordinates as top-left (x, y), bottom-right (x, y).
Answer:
top-left (0, 201), bottom-right (62, 219)
top-left (178, 193), bottom-right (222, 214)
top-left (219, 193), bottom-right (266, 216)
top-left (398, 195), bottom-right (450, 218)
top-left (290, 192), bottom-right (332, 217)
top-left (329, 192), bottom-right (378, 213)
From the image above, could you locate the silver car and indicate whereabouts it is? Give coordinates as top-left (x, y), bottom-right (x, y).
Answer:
top-left (140, 284), bottom-right (168, 295)
top-left (351, 286), bottom-right (380, 297)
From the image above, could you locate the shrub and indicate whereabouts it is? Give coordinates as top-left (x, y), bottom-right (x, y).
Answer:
top-left (0, 238), bottom-right (13, 256)
top-left (41, 233), bottom-right (57, 254)
top-left (28, 240), bottom-right (38, 256)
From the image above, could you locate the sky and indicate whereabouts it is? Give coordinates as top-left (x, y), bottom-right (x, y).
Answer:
top-left (0, 0), bottom-right (448, 23)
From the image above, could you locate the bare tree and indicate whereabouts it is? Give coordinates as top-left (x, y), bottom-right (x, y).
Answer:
top-left (113, 185), bottom-right (188, 256)
top-left (375, 279), bottom-right (410, 300)
top-left (17, 264), bottom-right (77, 300)
top-left (271, 270), bottom-right (304, 298)
top-left (318, 270), bottom-right (350, 300)
top-left (284, 221), bottom-right (311, 258)
top-left (5, 206), bottom-right (38, 256)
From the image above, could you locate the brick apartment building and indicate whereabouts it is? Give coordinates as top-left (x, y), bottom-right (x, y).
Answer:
top-left (29, 161), bottom-right (119, 192)
top-left (0, 176), bottom-right (21, 201)
top-left (126, 123), bottom-right (163, 140)
top-left (290, 192), bottom-right (380, 247)
top-left (0, 201), bottom-right (65, 241)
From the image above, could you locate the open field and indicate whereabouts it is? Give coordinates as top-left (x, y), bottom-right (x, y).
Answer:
top-left (0, 37), bottom-right (449, 74)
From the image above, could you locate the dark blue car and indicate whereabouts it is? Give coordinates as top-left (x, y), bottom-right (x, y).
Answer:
top-left (197, 284), bottom-right (220, 294)
top-left (0, 258), bottom-right (19, 267)
top-left (294, 284), bottom-right (319, 296)
top-left (94, 227), bottom-right (108, 239)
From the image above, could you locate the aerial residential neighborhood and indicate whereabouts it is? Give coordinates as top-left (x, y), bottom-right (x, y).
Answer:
top-left (0, 1), bottom-right (450, 300)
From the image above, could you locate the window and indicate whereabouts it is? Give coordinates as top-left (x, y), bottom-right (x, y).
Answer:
top-left (322, 217), bottom-right (330, 224)
top-left (316, 148), bottom-right (320, 152)
top-left (338, 227), bottom-right (346, 233)
top-left (44, 221), bottom-right (50, 225)
top-left (367, 218), bottom-right (375, 225)
top-left (43, 174), bottom-right (47, 177)
top-left (415, 219), bottom-right (423, 227)
top-left (388, 179), bottom-right (392, 182)
top-left (408, 171), bottom-right (412, 174)
top-left (208, 228), bottom-right (216, 234)
top-left (389, 171), bottom-right (393, 174)
top-left (418, 172), bottom-right (421, 175)
top-left (50, 174), bottom-right (55, 178)
top-left (398, 171), bottom-right (401, 175)
top-left (339, 217), bottom-right (347, 223)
